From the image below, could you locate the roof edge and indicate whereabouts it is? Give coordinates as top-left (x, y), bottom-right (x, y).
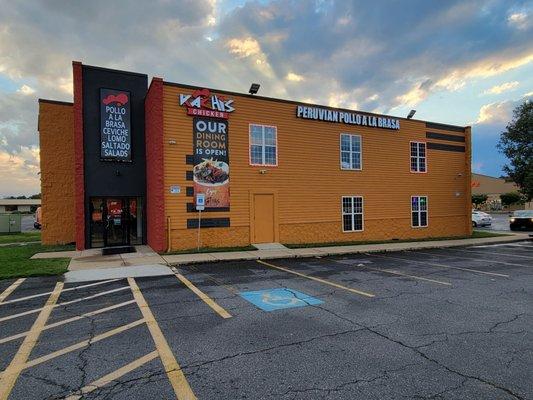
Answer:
top-left (162, 80), bottom-right (468, 130)
top-left (79, 62), bottom-right (148, 78)
top-left (38, 98), bottom-right (73, 106)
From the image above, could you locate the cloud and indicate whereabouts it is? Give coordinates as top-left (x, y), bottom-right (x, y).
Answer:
top-left (475, 92), bottom-right (532, 124)
top-left (226, 37), bottom-right (262, 58)
top-left (1, 0), bottom-right (533, 193)
top-left (472, 161), bottom-right (484, 173)
top-left (286, 72), bottom-right (304, 82)
top-left (476, 100), bottom-right (516, 124)
top-left (483, 81), bottom-right (519, 95)
top-left (508, 11), bottom-right (531, 30)
top-left (0, 148), bottom-right (40, 197)
top-left (17, 85), bottom-right (36, 95)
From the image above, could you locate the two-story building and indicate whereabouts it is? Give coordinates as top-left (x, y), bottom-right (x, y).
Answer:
top-left (38, 62), bottom-right (472, 252)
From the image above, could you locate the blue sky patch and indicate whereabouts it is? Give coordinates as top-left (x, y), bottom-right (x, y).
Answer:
top-left (239, 288), bottom-right (323, 312)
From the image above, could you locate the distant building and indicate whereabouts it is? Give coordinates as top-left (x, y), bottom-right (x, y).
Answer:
top-left (0, 199), bottom-right (41, 213)
top-left (471, 173), bottom-right (531, 210)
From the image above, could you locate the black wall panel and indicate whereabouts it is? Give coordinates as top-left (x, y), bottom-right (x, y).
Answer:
top-left (82, 65), bottom-right (148, 245)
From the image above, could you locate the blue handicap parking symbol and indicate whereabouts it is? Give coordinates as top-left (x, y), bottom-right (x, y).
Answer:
top-left (239, 288), bottom-right (323, 312)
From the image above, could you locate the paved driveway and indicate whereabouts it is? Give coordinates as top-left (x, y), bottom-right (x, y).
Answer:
top-left (0, 241), bottom-right (532, 399)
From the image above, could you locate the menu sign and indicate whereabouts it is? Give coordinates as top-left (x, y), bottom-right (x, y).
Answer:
top-left (192, 117), bottom-right (230, 208)
top-left (100, 89), bottom-right (131, 161)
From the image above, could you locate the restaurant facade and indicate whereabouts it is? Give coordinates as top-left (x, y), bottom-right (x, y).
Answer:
top-left (38, 62), bottom-right (472, 252)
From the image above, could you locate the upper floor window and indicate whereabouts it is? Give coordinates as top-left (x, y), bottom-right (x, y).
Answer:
top-left (340, 134), bottom-right (362, 170)
top-left (411, 196), bottom-right (428, 227)
top-left (342, 196), bottom-right (364, 232)
top-left (250, 124), bottom-right (277, 166)
top-left (410, 142), bottom-right (426, 172)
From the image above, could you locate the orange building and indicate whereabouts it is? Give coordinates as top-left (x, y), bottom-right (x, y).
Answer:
top-left (38, 62), bottom-right (472, 252)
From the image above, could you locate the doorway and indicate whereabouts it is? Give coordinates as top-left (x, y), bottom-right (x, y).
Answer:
top-left (253, 193), bottom-right (275, 243)
top-left (89, 197), bottom-right (143, 248)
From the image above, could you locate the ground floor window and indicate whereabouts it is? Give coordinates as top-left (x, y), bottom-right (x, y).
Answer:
top-left (342, 196), bottom-right (363, 232)
top-left (411, 196), bottom-right (428, 227)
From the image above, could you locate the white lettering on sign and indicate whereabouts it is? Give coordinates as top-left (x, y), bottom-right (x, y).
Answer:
top-left (100, 89), bottom-right (131, 160)
top-left (296, 105), bottom-right (400, 130)
top-left (179, 88), bottom-right (234, 119)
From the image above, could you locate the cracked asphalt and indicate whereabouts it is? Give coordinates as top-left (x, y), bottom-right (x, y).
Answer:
top-left (0, 240), bottom-right (532, 399)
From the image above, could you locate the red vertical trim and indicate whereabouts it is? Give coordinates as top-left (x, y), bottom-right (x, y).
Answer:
top-left (145, 78), bottom-right (165, 252)
top-left (73, 61), bottom-right (85, 250)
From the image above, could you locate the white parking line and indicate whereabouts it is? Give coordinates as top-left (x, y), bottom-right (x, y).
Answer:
top-left (368, 253), bottom-right (509, 278)
top-left (473, 242), bottom-right (532, 248)
top-left (64, 351), bottom-right (159, 400)
top-left (412, 250), bottom-right (531, 268)
top-left (0, 287), bottom-right (129, 323)
top-left (0, 279), bottom-right (25, 304)
top-left (0, 282), bottom-right (63, 399)
top-left (0, 300), bottom-right (136, 345)
top-left (22, 319), bottom-right (145, 370)
top-left (350, 264), bottom-right (452, 286)
top-left (0, 279), bottom-right (121, 306)
top-left (459, 248), bottom-right (533, 260)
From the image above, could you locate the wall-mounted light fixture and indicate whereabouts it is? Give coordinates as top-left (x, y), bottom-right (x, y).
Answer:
top-left (169, 139), bottom-right (177, 145)
top-left (407, 109), bottom-right (416, 119)
top-left (249, 83), bottom-right (260, 95)
top-left (259, 169), bottom-right (267, 174)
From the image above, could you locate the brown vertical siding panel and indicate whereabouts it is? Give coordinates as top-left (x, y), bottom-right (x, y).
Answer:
top-left (162, 85), bottom-right (470, 249)
top-left (38, 101), bottom-right (76, 245)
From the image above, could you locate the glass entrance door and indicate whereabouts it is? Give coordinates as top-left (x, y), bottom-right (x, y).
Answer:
top-left (89, 197), bottom-right (144, 248)
top-left (105, 198), bottom-right (126, 246)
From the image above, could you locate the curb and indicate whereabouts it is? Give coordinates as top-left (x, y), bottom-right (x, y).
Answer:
top-left (167, 235), bottom-right (532, 267)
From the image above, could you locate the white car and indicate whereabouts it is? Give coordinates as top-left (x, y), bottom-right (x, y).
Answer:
top-left (472, 210), bottom-right (492, 227)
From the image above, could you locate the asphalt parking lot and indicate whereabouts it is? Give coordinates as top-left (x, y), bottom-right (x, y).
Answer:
top-left (0, 241), bottom-right (532, 400)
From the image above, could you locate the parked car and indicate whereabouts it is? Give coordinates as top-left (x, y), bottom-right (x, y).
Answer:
top-left (34, 206), bottom-right (42, 229)
top-left (509, 210), bottom-right (533, 231)
top-left (472, 210), bottom-right (492, 227)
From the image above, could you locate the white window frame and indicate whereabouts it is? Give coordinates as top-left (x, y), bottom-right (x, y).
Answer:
top-left (340, 134), bottom-right (362, 170)
top-left (249, 124), bottom-right (278, 167)
top-left (411, 195), bottom-right (428, 228)
top-left (341, 196), bottom-right (364, 232)
top-left (410, 141), bottom-right (427, 173)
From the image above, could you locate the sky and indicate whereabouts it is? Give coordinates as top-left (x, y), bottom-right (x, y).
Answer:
top-left (0, 0), bottom-right (532, 197)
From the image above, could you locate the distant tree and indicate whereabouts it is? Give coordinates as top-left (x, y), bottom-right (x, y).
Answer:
top-left (29, 193), bottom-right (41, 199)
top-left (497, 100), bottom-right (533, 200)
top-left (16, 195), bottom-right (27, 199)
top-left (500, 192), bottom-right (525, 208)
top-left (472, 194), bottom-right (488, 208)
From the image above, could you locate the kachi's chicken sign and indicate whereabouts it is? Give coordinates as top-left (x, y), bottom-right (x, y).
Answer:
top-left (179, 88), bottom-right (234, 119)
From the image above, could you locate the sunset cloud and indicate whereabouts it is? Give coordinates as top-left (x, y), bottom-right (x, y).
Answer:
top-left (483, 81), bottom-right (519, 95)
top-left (0, 0), bottom-right (532, 193)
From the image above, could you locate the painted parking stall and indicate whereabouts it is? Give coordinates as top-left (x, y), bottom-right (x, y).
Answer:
top-left (1, 243), bottom-right (532, 399)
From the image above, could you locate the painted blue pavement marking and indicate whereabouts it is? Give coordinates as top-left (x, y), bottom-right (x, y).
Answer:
top-left (239, 288), bottom-right (323, 312)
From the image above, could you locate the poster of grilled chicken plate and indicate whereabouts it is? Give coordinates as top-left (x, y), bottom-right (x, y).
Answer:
top-left (193, 117), bottom-right (230, 208)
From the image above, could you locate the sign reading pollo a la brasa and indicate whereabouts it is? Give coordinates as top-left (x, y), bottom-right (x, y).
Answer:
top-left (100, 88), bottom-right (132, 161)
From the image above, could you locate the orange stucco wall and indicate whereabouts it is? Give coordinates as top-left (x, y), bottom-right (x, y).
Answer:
top-left (38, 100), bottom-right (76, 245)
top-left (162, 83), bottom-right (472, 250)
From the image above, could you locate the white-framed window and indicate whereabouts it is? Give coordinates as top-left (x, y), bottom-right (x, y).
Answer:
top-left (340, 134), bottom-right (362, 170)
top-left (342, 196), bottom-right (364, 232)
top-left (410, 142), bottom-right (427, 173)
top-left (249, 124), bottom-right (277, 166)
top-left (411, 196), bottom-right (428, 227)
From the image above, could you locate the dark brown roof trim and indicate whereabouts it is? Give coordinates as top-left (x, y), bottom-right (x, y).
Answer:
top-left (427, 142), bottom-right (465, 153)
top-left (426, 122), bottom-right (466, 133)
top-left (426, 132), bottom-right (465, 142)
top-left (38, 98), bottom-right (73, 106)
top-left (81, 63), bottom-right (148, 78)
top-left (163, 80), bottom-right (468, 129)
